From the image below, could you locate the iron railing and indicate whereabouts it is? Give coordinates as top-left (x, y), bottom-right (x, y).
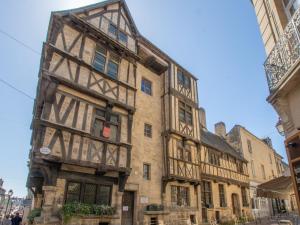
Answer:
top-left (264, 7), bottom-right (300, 92)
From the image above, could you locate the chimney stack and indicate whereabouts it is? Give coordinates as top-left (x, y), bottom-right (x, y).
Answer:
top-left (215, 122), bottom-right (226, 138)
top-left (199, 107), bottom-right (207, 128)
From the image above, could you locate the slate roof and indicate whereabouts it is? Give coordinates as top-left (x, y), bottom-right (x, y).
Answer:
top-left (201, 129), bottom-right (247, 162)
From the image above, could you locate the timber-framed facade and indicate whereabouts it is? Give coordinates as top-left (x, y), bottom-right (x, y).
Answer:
top-left (27, 1), bottom-right (250, 225)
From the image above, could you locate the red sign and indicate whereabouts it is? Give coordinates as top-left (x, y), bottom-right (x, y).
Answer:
top-left (103, 126), bottom-right (111, 138)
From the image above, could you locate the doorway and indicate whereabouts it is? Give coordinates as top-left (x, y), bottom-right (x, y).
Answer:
top-left (121, 191), bottom-right (134, 225)
top-left (232, 193), bottom-right (241, 217)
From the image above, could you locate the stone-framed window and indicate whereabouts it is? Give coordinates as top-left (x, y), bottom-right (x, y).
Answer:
top-left (177, 69), bottom-right (191, 89)
top-left (241, 187), bottom-right (249, 207)
top-left (218, 184), bottom-right (226, 207)
top-left (65, 181), bottom-right (112, 205)
top-left (93, 45), bottom-right (120, 79)
top-left (171, 185), bottom-right (190, 206)
top-left (92, 108), bottom-right (120, 142)
top-left (141, 78), bottom-right (152, 95)
top-left (143, 163), bottom-right (151, 180)
top-left (144, 123), bottom-right (152, 138)
top-left (179, 101), bottom-right (193, 125)
top-left (201, 181), bottom-right (213, 207)
top-left (247, 139), bottom-right (252, 153)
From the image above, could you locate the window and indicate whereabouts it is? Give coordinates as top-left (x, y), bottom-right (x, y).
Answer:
top-left (185, 149), bottom-right (192, 162)
top-left (141, 78), bottom-right (152, 95)
top-left (247, 140), bottom-right (252, 153)
top-left (171, 186), bottom-right (190, 206)
top-left (143, 163), bottom-right (151, 180)
top-left (177, 147), bottom-right (184, 160)
top-left (261, 164), bottom-right (266, 179)
top-left (269, 154), bottom-right (272, 164)
top-left (108, 23), bottom-right (117, 37)
top-left (119, 31), bottom-right (128, 44)
top-left (219, 184), bottom-right (226, 207)
top-left (93, 108), bottom-right (119, 142)
top-left (201, 181), bottom-right (213, 207)
top-left (93, 46), bottom-right (107, 72)
top-left (179, 101), bottom-right (193, 125)
top-left (93, 45), bottom-right (120, 79)
top-left (177, 70), bottom-right (191, 89)
top-left (241, 187), bottom-right (249, 207)
top-left (251, 160), bottom-right (256, 177)
top-left (65, 182), bottom-right (111, 205)
top-left (237, 161), bottom-right (244, 174)
top-left (144, 123), bottom-right (152, 138)
top-left (208, 151), bottom-right (220, 166)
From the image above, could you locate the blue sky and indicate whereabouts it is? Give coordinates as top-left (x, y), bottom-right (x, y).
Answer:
top-left (0, 0), bottom-right (285, 197)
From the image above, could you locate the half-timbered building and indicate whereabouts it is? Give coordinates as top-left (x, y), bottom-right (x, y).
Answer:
top-left (27, 0), bottom-right (203, 225)
top-left (199, 119), bottom-right (250, 223)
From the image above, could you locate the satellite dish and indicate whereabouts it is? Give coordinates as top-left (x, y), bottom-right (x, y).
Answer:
top-left (40, 147), bottom-right (51, 155)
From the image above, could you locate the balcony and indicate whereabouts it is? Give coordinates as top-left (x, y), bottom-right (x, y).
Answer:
top-left (265, 7), bottom-right (300, 92)
top-left (201, 162), bottom-right (249, 185)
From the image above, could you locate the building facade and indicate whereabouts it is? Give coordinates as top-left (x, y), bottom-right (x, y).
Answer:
top-left (251, 0), bottom-right (300, 212)
top-left (27, 1), bottom-right (205, 225)
top-left (227, 124), bottom-right (291, 217)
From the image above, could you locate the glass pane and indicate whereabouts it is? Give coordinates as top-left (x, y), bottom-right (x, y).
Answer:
top-left (177, 70), bottom-right (184, 85)
top-left (94, 119), bottom-right (104, 138)
top-left (119, 31), bottom-right (128, 44)
top-left (184, 76), bottom-right (191, 89)
top-left (66, 182), bottom-right (81, 203)
top-left (93, 52), bottom-right (106, 72)
top-left (97, 185), bottom-right (111, 205)
top-left (179, 109), bottom-right (185, 122)
top-left (109, 124), bottom-right (118, 141)
top-left (141, 79), bottom-right (152, 95)
top-left (107, 60), bottom-right (118, 78)
top-left (186, 112), bottom-right (193, 125)
top-left (110, 114), bottom-right (119, 123)
top-left (96, 109), bottom-right (105, 118)
top-left (83, 184), bottom-right (97, 204)
top-left (108, 24), bottom-right (117, 37)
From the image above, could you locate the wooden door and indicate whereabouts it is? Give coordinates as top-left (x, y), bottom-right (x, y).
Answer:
top-left (232, 193), bottom-right (241, 217)
top-left (121, 191), bottom-right (134, 225)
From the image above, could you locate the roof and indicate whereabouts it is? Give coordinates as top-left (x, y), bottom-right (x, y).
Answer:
top-left (257, 176), bottom-right (293, 199)
top-left (201, 129), bottom-right (247, 162)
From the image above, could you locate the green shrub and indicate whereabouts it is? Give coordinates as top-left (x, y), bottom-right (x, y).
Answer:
top-left (61, 202), bottom-right (116, 224)
top-left (27, 208), bottom-right (42, 224)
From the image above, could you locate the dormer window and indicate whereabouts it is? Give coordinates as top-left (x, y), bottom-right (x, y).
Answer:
top-left (177, 70), bottom-right (191, 89)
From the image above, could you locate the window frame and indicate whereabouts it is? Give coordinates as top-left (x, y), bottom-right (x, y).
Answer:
top-left (108, 23), bottom-right (117, 37)
top-left (179, 101), bottom-right (193, 126)
top-left (171, 185), bottom-right (190, 207)
top-left (92, 108), bottom-right (120, 142)
top-left (141, 78), bottom-right (152, 96)
top-left (118, 30), bottom-right (128, 45)
top-left (282, 0), bottom-right (300, 19)
top-left (177, 69), bottom-right (191, 89)
top-left (65, 180), bottom-right (112, 206)
top-left (144, 123), bottom-right (152, 138)
top-left (208, 150), bottom-right (220, 166)
top-left (201, 181), bottom-right (213, 207)
top-left (218, 184), bottom-right (226, 207)
top-left (143, 163), bottom-right (151, 180)
top-left (241, 187), bottom-right (249, 207)
top-left (247, 139), bottom-right (252, 153)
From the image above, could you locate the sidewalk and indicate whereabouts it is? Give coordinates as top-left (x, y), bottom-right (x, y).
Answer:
top-left (244, 215), bottom-right (300, 225)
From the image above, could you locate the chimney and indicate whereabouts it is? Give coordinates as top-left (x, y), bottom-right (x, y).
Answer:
top-left (262, 137), bottom-right (273, 148)
top-left (199, 107), bottom-right (207, 128)
top-left (215, 122), bottom-right (226, 138)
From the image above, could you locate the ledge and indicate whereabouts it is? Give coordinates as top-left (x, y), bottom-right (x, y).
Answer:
top-left (144, 210), bottom-right (170, 215)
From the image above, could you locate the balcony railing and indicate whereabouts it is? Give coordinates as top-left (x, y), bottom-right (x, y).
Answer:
top-left (264, 7), bottom-right (300, 92)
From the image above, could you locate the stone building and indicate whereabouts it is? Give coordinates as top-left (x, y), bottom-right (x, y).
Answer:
top-left (251, 0), bottom-right (300, 212)
top-left (199, 116), bottom-right (250, 223)
top-left (226, 124), bottom-right (291, 217)
top-left (26, 0), bottom-right (205, 224)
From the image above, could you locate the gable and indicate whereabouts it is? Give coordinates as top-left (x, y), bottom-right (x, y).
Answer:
top-left (55, 0), bottom-right (138, 53)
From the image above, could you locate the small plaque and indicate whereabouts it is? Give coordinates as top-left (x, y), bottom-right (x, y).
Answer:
top-left (140, 196), bottom-right (149, 204)
top-left (40, 147), bottom-right (51, 155)
top-left (122, 206), bottom-right (128, 211)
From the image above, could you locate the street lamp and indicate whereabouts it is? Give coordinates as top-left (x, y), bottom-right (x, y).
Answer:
top-left (276, 118), bottom-right (285, 136)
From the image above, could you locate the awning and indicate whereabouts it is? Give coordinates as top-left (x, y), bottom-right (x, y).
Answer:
top-left (256, 176), bottom-right (293, 199)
